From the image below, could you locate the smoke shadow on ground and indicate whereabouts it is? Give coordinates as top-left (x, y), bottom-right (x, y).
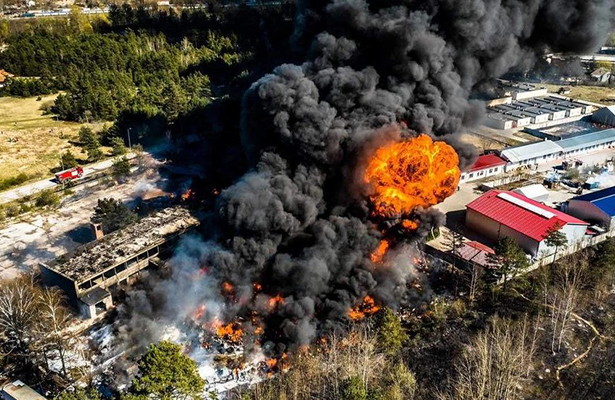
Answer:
top-left (65, 224), bottom-right (94, 244)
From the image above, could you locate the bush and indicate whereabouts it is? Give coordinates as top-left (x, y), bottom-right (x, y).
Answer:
top-left (35, 189), bottom-right (59, 207)
top-left (87, 146), bottom-right (104, 162)
top-left (341, 376), bottom-right (367, 400)
top-left (0, 173), bottom-right (30, 191)
top-left (5, 204), bottom-right (20, 218)
top-left (39, 100), bottom-right (54, 114)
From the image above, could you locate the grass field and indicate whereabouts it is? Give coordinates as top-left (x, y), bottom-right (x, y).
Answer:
top-left (0, 94), bottom-right (104, 183)
top-left (543, 83), bottom-right (615, 105)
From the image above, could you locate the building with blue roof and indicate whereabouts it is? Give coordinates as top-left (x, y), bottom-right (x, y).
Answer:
top-left (567, 186), bottom-right (615, 229)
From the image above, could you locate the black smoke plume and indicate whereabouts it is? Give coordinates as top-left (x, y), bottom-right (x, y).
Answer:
top-left (115, 0), bottom-right (614, 353)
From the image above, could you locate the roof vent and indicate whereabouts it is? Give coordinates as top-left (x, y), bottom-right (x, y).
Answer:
top-left (497, 193), bottom-right (556, 219)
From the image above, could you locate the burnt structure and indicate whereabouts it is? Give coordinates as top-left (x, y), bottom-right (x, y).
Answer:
top-left (39, 207), bottom-right (199, 319)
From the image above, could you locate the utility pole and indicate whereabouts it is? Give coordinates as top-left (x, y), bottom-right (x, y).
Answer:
top-left (127, 128), bottom-right (132, 149)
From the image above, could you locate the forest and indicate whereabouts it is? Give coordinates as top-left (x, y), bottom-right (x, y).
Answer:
top-left (0, 3), bottom-right (296, 189)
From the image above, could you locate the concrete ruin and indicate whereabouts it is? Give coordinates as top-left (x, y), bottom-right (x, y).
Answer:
top-left (39, 207), bottom-right (199, 319)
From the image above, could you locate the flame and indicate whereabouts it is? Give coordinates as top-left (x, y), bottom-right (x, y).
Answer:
top-left (402, 219), bottom-right (418, 230)
top-left (348, 295), bottom-right (381, 321)
top-left (194, 304), bottom-right (206, 320)
top-left (181, 188), bottom-right (194, 201)
top-left (371, 239), bottom-right (389, 263)
top-left (222, 281), bottom-right (234, 295)
top-left (253, 283), bottom-right (262, 292)
top-left (268, 293), bottom-right (285, 309)
top-left (364, 134), bottom-right (460, 218)
top-left (215, 321), bottom-right (244, 343)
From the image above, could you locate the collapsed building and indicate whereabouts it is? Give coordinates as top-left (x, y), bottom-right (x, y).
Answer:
top-left (39, 207), bottom-right (200, 319)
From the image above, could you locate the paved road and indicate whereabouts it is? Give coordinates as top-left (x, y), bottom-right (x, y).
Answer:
top-left (0, 153), bottom-right (136, 205)
top-left (0, 154), bottom-right (161, 280)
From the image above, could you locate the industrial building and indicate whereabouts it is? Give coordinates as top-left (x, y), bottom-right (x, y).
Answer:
top-left (39, 207), bottom-right (199, 319)
top-left (466, 190), bottom-right (588, 257)
top-left (566, 186), bottom-right (615, 229)
top-left (459, 154), bottom-right (507, 183)
top-left (592, 106), bottom-right (615, 127)
top-left (500, 129), bottom-right (615, 169)
top-left (484, 96), bottom-right (592, 130)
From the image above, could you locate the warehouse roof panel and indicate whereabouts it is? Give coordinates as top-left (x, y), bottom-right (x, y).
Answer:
top-left (500, 140), bottom-right (563, 163)
top-left (467, 190), bottom-right (587, 241)
top-left (571, 186), bottom-right (615, 216)
top-left (558, 129), bottom-right (615, 152)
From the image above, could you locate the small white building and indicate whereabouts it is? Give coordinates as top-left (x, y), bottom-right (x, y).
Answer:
top-left (484, 113), bottom-right (513, 130)
top-left (513, 184), bottom-right (550, 203)
top-left (459, 154), bottom-right (507, 183)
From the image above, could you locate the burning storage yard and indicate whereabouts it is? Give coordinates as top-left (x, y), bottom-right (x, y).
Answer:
top-left (1, 0), bottom-right (615, 399)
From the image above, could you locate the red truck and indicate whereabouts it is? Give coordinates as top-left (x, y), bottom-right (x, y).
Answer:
top-left (55, 166), bottom-right (84, 184)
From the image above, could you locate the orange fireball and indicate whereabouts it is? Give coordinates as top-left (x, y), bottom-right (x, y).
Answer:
top-left (364, 134), bottom-right (460, 218)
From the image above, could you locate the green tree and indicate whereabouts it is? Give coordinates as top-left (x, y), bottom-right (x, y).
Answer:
top-left (375, 307), bottom-right (407, 357)
top-left (131, 341), bottom-right (204, 400)
top-left (444, 228), bottom-right (464, 267)
top-left (60, 150), bottom-right (78, 169)
top-left (111, 137), bottom-right (128, 156)
top-left (79, 126), bottom-right (99, 150)
top-left (0, 19), bottom-right (9, 43)
top-left (341, 376), bottom-right (367, 400)
top-left (543, 223), bottom-right (568, 262)
top-left (68, 6), bottom-right (93, 34)
top-left (91, 198), bottom-right (137, 233)
top-left (87, 146), bottom-right (104, 162)
top-left (56, 388), bottom-right (101, 400)
top-left (112, 156), bottom-right (132, 179)
top-left (488, 237), bottom-right (530, 289)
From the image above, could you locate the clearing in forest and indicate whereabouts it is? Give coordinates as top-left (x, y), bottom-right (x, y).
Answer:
top-left (0, 94), bottom-right (100, 184)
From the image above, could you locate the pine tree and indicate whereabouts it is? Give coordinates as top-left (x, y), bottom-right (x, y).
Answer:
top-left (543, 223), bottom-right (568, 262)
top-left (375, 307), bottom-right (408, 357)
top-left (91, 198), bottom-right (137, 233)
top-left (488, 237), bottom-right (530, 289)
top-left (60, 150), bottom-right (78, 169)
top-left (130, 341), bottom-right (204, 400)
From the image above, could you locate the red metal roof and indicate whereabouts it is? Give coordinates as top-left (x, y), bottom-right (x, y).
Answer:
top-left (467, 154), bottom-right (507, 172)
top-left (465, 241), bottom-right (495, 254)
top-left (457, 241), bottom-right (495, 267)
top-left (467, 190), bottom-right (588, 241)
